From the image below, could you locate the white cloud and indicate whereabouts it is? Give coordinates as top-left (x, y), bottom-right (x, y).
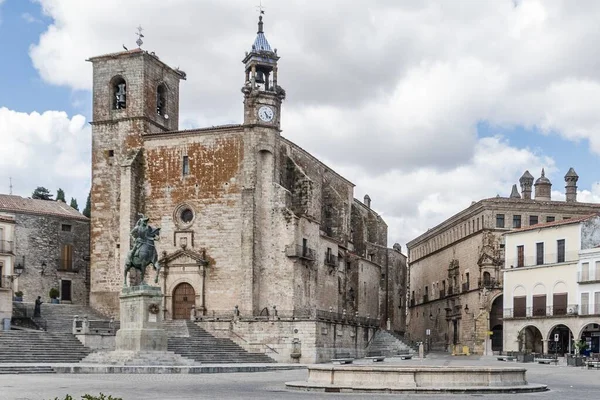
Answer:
top-left (0, 107), bottom-right (90, 207)
top-left (19, 0), bottom-right (600, 244)
top-left (22, 12), bottom-right (41, 24)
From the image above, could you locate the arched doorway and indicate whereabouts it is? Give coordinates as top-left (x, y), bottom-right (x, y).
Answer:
top-left (548, 324), bottom-right (572, 356)
top-left (172, 282), bottom-right (195, 320)
top-left (490, 295), bottom-right (503, 352)
top-left (520, 325), bottom-right (543, 353)
top-left (579, 322), bottom-right (600, 356)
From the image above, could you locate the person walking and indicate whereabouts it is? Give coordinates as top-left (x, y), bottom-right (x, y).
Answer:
top-left (34, 296), bottom-right (43, 317)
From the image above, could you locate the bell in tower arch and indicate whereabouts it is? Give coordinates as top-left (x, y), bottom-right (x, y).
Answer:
top-left (255, 71), bottom-right (265, 84)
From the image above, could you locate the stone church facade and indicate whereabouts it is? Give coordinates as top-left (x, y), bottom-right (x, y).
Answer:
top-left (406, 168), bottom-right (600, 355)
top-left (88, 16), bottom-right (406, 362)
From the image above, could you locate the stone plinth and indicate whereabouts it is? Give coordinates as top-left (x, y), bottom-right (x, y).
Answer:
top-left (115, 285), bottom-right (167, 352)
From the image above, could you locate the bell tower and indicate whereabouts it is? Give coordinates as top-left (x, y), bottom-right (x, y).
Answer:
top-left (242, 14), bottom-right (286, 128)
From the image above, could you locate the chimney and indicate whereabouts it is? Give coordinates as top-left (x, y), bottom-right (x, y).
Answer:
top-left (510, 184), bottom-right (521, 199)
top-left (564, 167), bottom-right (579, 202)
top-left (364, 194), bottom-right (371, 208)
top-left (519, 170), bottom-right (534, 200)
top-left (534, 168), bottom-right (552, 201)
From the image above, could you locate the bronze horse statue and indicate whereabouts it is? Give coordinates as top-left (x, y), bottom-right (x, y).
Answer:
top-left (124, 214), bottom-right (162, 286)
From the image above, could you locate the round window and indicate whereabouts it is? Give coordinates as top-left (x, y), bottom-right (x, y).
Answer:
top-left (180, 208), bottom-right (194, 223)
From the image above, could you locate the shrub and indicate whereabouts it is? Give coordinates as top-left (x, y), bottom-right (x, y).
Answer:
top-left (52, 393), bottom-right (123, 400)
top-left (14, 291), bottom-right (23, 298)
top-left (49, 288), bottom-right (60, 299)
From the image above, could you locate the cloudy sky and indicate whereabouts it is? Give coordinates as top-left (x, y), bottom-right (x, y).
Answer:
top-left (1, 0), bottom-right (600, 248)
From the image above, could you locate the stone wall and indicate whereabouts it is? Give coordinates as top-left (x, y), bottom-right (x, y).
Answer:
top-left (13, 213), bottom-right (89, 304)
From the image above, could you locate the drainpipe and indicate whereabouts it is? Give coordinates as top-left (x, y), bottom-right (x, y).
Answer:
top-left (385, 250), bottom-right (389, 330)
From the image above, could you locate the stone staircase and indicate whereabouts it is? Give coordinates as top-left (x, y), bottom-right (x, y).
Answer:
top-left (367, 330), bottom-right (418, 357)
top-left (0, 365), bottom-right (56, 374)
top-left (166, 320), bottom-right (276, 363)
top-left (33, 303), bottom-right (116, 333)
top-left (0, 330), bottom-right (92, 363)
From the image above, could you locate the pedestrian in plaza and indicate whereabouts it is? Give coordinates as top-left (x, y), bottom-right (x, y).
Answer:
top-left (34, 296), bottom-right (43, 317)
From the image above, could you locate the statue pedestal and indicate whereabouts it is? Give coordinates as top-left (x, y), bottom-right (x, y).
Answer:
top-left (82, 285), bottom-right (196, 366)
top-left (116, 285), bottom-right (167, 352)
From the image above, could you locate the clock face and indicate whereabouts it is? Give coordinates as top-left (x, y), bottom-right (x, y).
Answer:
top-left (258, 105), bottom-right (275, 122)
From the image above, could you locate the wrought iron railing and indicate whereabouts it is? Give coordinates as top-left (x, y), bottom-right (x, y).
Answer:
top-left (504, 304), bottom-right (579, 318)
top-left (478, 278), bottom-right (501, 289)
top-left (506, 251), bottom-right (579, 268)
top-left (285, 245), bottom-right (316, 261)
top-left (577, 271), bottom-right (600, 283)
top-left (462, 283), bottom-right (469, 292)
top-left (324, 252), bottom-right (337, 267)
top-left (447, 286), bottom-right (454, 296)
top-left (439, 290), bottom-right (445, 299)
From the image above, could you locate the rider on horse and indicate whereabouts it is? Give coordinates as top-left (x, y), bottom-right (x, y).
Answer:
top-left (124, 214), bottom-right (161, 285)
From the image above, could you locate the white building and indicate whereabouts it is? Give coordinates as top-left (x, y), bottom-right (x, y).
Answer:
top-left (503, 214), bottom-right (600, 355)
top-left (0, 212), bottom-right (16, 325)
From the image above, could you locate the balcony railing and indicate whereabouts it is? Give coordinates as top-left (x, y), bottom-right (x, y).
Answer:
top-left (439, 290), bottom-right (445, 299)
top-left (286, 245), bottom-right (316, 261)
top-left (447, 286), bottom-right (454, 296)
top-left (577, 271), bottom-right (600, 284)
top-left (410, 298), bottom-right (415, 307)
top-left (0, 240), bottom-right (14, 254)
top-left (506, 251), bottom-right (579, 269)
top-left (504, 304), bottom-right (579, 318)
top-left (478, 278), bottom-right (501, 289)
top-left (462, 283), bottom-right (470, 292)
top-left (423, 295), bottom-right (429, 303)
top-left (324, 252), bottom-right (337, 267)
top-left (0, 275), bottom-right (11, 289)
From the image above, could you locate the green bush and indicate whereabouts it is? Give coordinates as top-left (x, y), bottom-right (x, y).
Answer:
top-left (52, 393), bottom-right (123, 400)
top-left (14, 291), bottom-right (23, 298)
top-left (49, 288), bottom-right (60, 299)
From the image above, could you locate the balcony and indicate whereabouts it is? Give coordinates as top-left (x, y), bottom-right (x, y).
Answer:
top-left (503, 304), bottom-right (579, 319)
top-left (579, 304), bottom-right (600, 315)
top-left (0, 240), bottom-right (14, 254)
top-left (462, 282), bottom-right (470, 293)
top-left (286, 245), bottom-right (315, 261)
top-left (410, 298), bottom-right (415, 307)
top-left (478, 278), bottom-right (501, 289)
top-left (447, 286), bottom-right (454, 296)
top-left (423, 294), bottom-right (429, 303)
top-left (324, 252), bottom-right (337, 267)
top-left (439, 289), bottom-right (445, 299)
top-left (577, 271), bottom-right (600, 284)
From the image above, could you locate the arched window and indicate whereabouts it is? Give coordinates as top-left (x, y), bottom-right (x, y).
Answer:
top-left (156, 84), bottom-right (167, 116)
top-left (112, 76), bottom-right (127, 110)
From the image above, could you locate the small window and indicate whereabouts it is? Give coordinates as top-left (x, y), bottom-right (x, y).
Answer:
top-left (529, 215), bottom-right (538, 226)
top-left (182, 156), bottom-right (190, 176)
top-left (112, 77), bottom-right (126, 110)
top-left (536, 242), bottom-right (544, 265)
top-left (546, 216), bottom-right (555, 223)
top-left (61, 244), bottom-right (73, 270)
top-left (517, 245), bottom-right (524, 267)
top-left (496, 214), bottom-right (505, 228)
top-left (557, 239), bottom-right (565, 263)
top-left (61, 224), bottom-right (72, 232)
top-left (108, 150), bottom-right (115, 157)
top-left (180, 208), bottom-right (194, 223)
top-left (513, 215), bottom-right (522, 228)
top-left (563, 216), bottom-right (571, 220)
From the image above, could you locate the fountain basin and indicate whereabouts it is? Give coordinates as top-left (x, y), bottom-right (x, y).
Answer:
top-left (286, 365), bottom-right (547, 394)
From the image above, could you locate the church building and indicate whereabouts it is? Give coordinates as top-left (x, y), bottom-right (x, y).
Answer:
top-left (88, 16), bottom-right (406, 362)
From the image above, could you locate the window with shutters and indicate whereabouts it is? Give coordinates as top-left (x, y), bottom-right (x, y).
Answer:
top-left (581, 293), bottom-right (589, 315)
top-left (557, 239), bottom-right (565, 263)
top-left (517, 245), bottom-right (524, 267)
top-left (513, 296), bottom-right (526, 318)
top-left (536, 242), bottom-right (544, 265)
top-left (61, 244), bottom-right (73, 271)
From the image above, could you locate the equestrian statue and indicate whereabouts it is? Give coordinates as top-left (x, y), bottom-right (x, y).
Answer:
top-left (124, 213), bottom-right (162, 286)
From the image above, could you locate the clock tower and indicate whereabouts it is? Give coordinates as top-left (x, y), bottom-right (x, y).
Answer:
top-left (242, 14), bottom-right (286, 128)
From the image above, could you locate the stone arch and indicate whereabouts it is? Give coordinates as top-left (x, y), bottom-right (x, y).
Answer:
top-left (577, 322), bottom-right (600, 355)
top-left (576, 321), bottom-right (600, 340)
top-left (532, 283), bottom-right (546, 295)
top-left (156, 82), bottom-right (168, 116)
top-left (513, 285), bottom-right (526, 297)
top-left (547, 323), bottom-right (574, 356)
top-left (110, 75), bottom-right (127, 110)
top-left (518, 324), bottom-right (544, 353)
top-left (553, 281), bottom-right (568, 293)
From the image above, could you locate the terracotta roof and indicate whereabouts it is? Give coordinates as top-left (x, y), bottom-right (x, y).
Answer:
top-left (0, 194), bottom-right (88, 221)
top-left (506, 213), bottom-right (598, 234)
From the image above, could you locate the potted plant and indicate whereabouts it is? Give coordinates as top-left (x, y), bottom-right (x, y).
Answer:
top-left (49, 288), bottom-right (60, 304)
top-left (567, 339), bottom-right (588, 366)
top-left (13, 290), bottom-right (23, 302)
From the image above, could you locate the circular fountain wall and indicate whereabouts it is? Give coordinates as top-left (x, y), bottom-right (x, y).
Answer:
top-left (286, 365), bottom-right (547, 394)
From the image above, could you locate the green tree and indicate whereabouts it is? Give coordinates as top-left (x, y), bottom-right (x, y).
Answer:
top-left (56, 188), bottom-right (66, 202)
top-left (31, 187), bottom-right (53, 200)
top-left (83, 190), bottom-right (91, 218)
top-left (70, 197), bottom-right (79, 211)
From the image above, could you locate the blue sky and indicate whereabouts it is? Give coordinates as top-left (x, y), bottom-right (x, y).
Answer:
top-left (1, 0), bottom-right (600, 246)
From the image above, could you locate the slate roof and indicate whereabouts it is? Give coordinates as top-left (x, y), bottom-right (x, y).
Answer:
top-left (0, 194), bottom-right (88, 221)
top-left (252, 31), bottom-right (272, 52)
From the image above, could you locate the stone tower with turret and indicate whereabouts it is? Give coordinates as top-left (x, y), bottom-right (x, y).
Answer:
top-left (519, 170), bottom-right (534, 200)
top-left (534, 168), bottom-right (552, 201)
top-left (565, 167), bottom-right (579, 202)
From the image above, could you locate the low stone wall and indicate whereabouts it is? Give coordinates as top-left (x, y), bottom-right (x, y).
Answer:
top-left (196, 318), bottom-right (377, 364)
top-left (76, 334), bottom-right (115, 351)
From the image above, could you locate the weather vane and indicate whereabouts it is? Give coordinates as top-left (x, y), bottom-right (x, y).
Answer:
top-left (256, 1), bottom-right (265, 15)
top-left (135, 25), bottom-right (144, 48)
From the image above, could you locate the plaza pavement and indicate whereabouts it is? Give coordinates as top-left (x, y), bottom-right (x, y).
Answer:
top-left (1, 353), bottom-right (599, 400)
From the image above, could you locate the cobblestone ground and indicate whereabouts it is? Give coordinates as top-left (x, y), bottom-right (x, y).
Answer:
top-left (1, 354), bottom-right (600, 400)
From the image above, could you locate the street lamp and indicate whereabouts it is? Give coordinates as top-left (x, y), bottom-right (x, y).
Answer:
top-left (13, 262), bottom-right (24, 277)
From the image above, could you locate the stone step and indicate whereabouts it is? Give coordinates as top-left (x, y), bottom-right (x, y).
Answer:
top-left (0, 366), bottom-right (56, 374)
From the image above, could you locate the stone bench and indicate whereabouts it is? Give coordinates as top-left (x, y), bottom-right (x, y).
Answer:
top-left (397, 352), bottom-right (413, 360)
top-left (497, 356), bottom-right (516, 361)
top-left (365, 356), bottom-right (386, 362)
top-left (331, 352), bottom-right (354, 365)
top-left (535, 358), bottom-right (558, 365)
